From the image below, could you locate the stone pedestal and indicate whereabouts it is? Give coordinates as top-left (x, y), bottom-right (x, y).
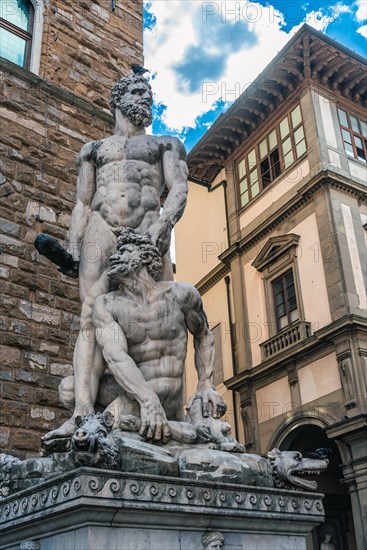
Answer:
top-left (0, 468), bottom-right (324, 550)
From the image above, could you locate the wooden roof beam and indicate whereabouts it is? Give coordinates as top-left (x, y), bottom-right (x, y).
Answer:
top-left (262, 81), bottom-right (284, 101)
top-left (268, 73), bottom-right (295, 92)
top-left (312, 52), bottom-right (339, 77)
top-left (332, 64), bottom-right (360, 90)
top-left (224, 118), bottom-right (252, 133)
top-left (303, 33), bottom-right (311, 79)
top-left (220, 132), bottom-right (241, 147)
top-left (321, 58), bottom-right (350, 83)
top-left (243, 101), bottom-right (266, 117)
top-left (278, 62), bottom-right (302, 78)
top-left (197, 149), bottom-right (226, 161)
top-left (353, 78), bottom-right (367, 101)
top-left (342, 69), bottom-right (366, 95)
top-left (309, 44), bottom-right (333, 63)
top-left (213, 142), bottom-right (232, 154)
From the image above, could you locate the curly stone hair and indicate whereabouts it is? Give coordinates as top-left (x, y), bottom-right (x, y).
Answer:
top-left (202, 531), bottom-right (224, 548)
top-left (109, 74), bottom-right (152, 114)
top-left (112, 227), bottom-right (163, 281)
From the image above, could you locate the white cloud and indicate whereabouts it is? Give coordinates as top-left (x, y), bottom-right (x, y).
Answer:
top-left (144, 1), bottom-right (290, 131)
top-left (355, 0), bottom-right (367, 22)
top-left (143, 2), bottom-right (356, 134)
top-left (291, 3), bottom-right (351, 33)
top-left (357, 23), bottom-right (367, 38)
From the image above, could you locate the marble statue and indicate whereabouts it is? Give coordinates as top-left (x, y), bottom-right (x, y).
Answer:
top-left (51, 227), bottom-right (238, 449)
top-left (18, 542), bottom-right (40, 550)
top-left (1, 231), bottom-right (329, 496)
top-left (0, 70), bottom-right (330, 507)
top-left (320, 534), bottom-right (335, 550)
top-left (43, 72), bottom-right (188, 441)
top-left (202, 532), bottom-right (225, 549)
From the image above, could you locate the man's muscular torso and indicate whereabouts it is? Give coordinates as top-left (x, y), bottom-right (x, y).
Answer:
top-left (100, 282), bottom-right (190, 420)
top-left (81, 135), bottom-right (180, 232)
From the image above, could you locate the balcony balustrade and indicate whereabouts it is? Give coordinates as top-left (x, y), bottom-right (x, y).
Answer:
top-left (260, 321), bottom-right (312, 360)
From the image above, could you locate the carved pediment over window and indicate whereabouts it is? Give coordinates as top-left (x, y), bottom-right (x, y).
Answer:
top-left (252, 234), bottom-right (300, 272)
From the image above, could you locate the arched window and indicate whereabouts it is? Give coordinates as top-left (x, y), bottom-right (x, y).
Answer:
top-left (0, 0), bottom-right (35, 69)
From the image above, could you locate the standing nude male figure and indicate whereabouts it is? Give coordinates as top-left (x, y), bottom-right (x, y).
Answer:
top-left (45, 74), bottom-right (188, 439)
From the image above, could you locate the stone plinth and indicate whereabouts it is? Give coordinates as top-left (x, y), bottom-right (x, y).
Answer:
top-left (0, 468), bottom-right (324, 550)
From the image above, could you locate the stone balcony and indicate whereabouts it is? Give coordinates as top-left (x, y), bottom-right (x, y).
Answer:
top-left (260, 321), bottom-right (312, 360)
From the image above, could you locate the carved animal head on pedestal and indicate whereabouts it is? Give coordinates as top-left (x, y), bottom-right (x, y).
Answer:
top-left (71, 412), bottom-right (120, 470)
top-left (268, 448), bottom-right (328, 491)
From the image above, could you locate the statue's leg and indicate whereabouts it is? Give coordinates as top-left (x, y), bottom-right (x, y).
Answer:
top-left (60, 378), bottom-right (197, 444)
top-left (43, 214), bottom-right (116, 439)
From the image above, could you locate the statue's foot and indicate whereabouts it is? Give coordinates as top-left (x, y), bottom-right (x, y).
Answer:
top-left (219, 440), bottom-right (246, 453)
top-left (195, 426), bottom-right (213, 443)
top-left (42, 417), bottom-right (76, 441)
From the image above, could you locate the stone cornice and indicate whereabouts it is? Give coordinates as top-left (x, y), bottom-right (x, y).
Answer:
top-left (199, 171), bottom-right (365, 295)
top-left (0, 468), bottom-right (324, 540)
top-left (225, 315), bottom-right (366, 390)
top-left (325, 414), bottom-right (367, 441)
top-left (222, 171), bottom-right (366, 263)
top-left (0, 58), bottom-right (114, 125)
top-left (196, 262), bottom-right (230, 295)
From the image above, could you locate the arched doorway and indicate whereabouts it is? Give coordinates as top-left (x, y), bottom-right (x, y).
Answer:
top-left (279, 424), bottom-right (356, 550)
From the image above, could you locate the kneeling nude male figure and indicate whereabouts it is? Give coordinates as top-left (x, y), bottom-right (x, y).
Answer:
top-left (61, 228), bottom-right (227, 444)
top-left (44, 73), bottom-right (188, 440)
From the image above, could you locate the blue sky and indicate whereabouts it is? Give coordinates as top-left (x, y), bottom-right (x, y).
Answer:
top-left (143, 1), bottom-right (367, 151)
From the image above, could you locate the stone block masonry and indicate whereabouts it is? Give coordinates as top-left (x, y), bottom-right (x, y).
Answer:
top-left (40, 0), bottom-right (143, 108)
top-left (0, 0), bottom-right (143, 457)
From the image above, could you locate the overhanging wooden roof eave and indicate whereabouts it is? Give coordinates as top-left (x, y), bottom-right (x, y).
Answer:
top-left (187, 23), bottom-right (367, 184)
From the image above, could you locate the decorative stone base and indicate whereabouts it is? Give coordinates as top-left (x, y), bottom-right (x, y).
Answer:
top-left (0, 468), bottom-right (324, 550)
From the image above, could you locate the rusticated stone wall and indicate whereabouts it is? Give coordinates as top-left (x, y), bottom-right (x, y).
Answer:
top-left (0, 0), bottom-right (143, 457)
top-left (40, 0), bottom-right (143, 108)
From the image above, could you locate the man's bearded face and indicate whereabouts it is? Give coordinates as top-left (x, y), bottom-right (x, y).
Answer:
top-left (118, 82), bottom-right (153, 128)
top-left (108, 244), bottom-right (143, 281)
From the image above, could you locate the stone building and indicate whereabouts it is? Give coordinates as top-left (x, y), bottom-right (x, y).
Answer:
top-left (0, 0), bottom-right (143, 454)
top-left (176, 24), bottom-right (366, 550)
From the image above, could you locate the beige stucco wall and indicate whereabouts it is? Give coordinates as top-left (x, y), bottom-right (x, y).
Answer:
top-left (175, 173), bottom-right (227, 285)
top-left (298, 352), bottom-right (341, 405)
top-left (243, 261), bottom-right (267, 367)
top-left (183, 279), bottom-right (237, 433)
top-left (256, 376), bottom-right (291, 424)
top-left (292, 212), bottom-right (332, 330)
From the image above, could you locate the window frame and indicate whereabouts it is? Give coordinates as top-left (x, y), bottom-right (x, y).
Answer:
top-left (271, 269), bottom-right (299, 332)
top-left (337, 107), bottom-right (367, 164)
top-left (0, 0), bottom-right (44, 74)
top-left (252, 234), bottom-right (305, 338)
top-left (236, 104), bottom-right (307, 210)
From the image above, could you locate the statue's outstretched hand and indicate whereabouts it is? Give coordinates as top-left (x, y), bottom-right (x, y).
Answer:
top-left (145, 220), bottom-right (171, 256)
top-left (188, 387), bottom-right (227, 419)
top-left (139, 396), bottom-right (171, 443)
